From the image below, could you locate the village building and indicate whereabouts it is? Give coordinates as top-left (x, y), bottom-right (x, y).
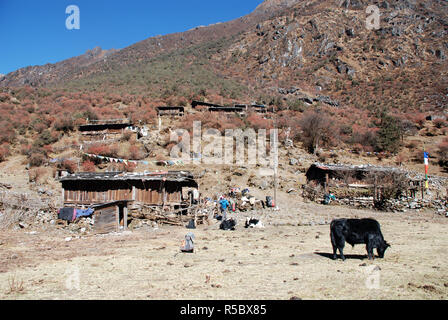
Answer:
top-left (60, 171), bottom-right (198, 207)
top-left (305, 163), bottom-right (408, 186)
top-left (59, 171), bottom-right (199, 233)
top-left (156, 106), bottom-right (185, 117)
top-left (79, 118), bottom-right (147, 142)
top-left (191, 100), bottom-right (273, 115)
top-left (305, 162), bottom-right (430, 201)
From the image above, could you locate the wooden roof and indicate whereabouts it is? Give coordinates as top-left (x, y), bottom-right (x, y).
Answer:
top-left (156, 106), bottom-right (184, 111)
top-left (309, 163), bottom-right (405, 173)
top-left (60, 171), bottom-right (197, 184)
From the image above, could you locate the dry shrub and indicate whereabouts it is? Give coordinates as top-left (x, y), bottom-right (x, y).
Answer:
top-left (406, 140), bottom-right (418, 150)
top-left (28, 167), bottom-right (50, 184)
top-left (87, 143), bottom-right (119, 158)
top-left (121, 131), bottom-right (133, 142)
top-left (59, 159), bottom-right (77, 173)
top-left (413, 114), bottom-right (426, 129)
top-left (43, 144), bottom-right (53, 154)
top-left (366, 172), bottom-right (409, 210)
top-left (82, 160), bottom-right (96, 172)
top-left (433, 118), bottom-right (446, 129)
top-left (53, 115), bottom-right (74, 132)
top-left (29, 153), bottom-right (46, 167)
top-left (246, 112), bottom-right (272, 130)
top-left (302, 183), bottom-right (324, 202)
top-left (395, 152), bottom-right (408, 166)
top-left (0, 143), bottom-right (10, 162)
top-left (125, 162), bottom-right (137, 172)
top-left (6, 275), bottom-right (25, 295)
top-left (128, 145), bottom-right (145, 160)
top-left (352, 143), bottom-right (363, 154)
top-left (437, 138), bottom-right (448, 168)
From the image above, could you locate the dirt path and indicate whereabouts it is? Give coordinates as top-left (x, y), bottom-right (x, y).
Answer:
top-left (1, 201), bottom-right (447, 300)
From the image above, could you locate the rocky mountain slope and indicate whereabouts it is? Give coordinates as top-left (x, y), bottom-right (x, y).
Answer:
top-left (1, 47), bottom-right (119, 88)
top-left (1, 1), bottom-right (446, 110)
top-left (2, 0), bottom-right (446, 114)
top-left (1, 0), bottom-right (448, 171)
top-left (218, 0), bottom-right (448, 112)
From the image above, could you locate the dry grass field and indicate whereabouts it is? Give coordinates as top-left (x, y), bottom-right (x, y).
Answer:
top-left (1, 198), bottom-right (447, 300)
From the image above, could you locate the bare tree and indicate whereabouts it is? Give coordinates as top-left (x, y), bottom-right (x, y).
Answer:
top-left (365, 171), bottom-right (409, 210)
top-left (299, 111), bottom-right (334, 154)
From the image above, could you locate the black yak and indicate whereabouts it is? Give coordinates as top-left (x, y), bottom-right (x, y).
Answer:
top-left (330, 218), bottom-right (390, 261)
top-left (220, 218), bottom-right (237, 231)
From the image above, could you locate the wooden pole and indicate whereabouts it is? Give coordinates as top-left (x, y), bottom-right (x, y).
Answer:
top-left (374, 175), bottom-right (377, 202)
top-left (421, 181), bottom-right (424, 200)
top-left (273, 107), bottom-right (278, 210)
top-left (274, 165), bottom-right (278, 209)
top-left (116, 205), bottom-right (120, 233)
top-left (123, 204), bottom-right (128, 231)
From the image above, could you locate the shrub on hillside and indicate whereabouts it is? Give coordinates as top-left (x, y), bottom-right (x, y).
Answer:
top-left (395, 152), bottom-right (408, 166)
top-left (59, 160), bottom-right (77, 173)
top-left (437, 138), bottom-right (448, 168)
top-left (28, 167), bottom-right (48, 184)
top-left (87, 144), bottom-right (119, 158)
top-left (246, 112), bottom-right (272, 130)
top-left (82, 160), bottom-right (96, 172)
top-left (20, 144), bottom-right (32, 156)
top-left (0, 143), bottom-right (10, 162)
top-left (33, 122), bottom-right (47, 134)
top-left (433, 118), bottom-right (447, 129)
top-left (0, 121), bottom-right (16, 144)
top-left (128, 145), bottom-right (145, 160)
top-left (54, 116), bottom-right (75, 132)
top-left (413, 114), bottom-right (426, 129)
top-left (33, 130), bottom-right (59, 147)
top-left (121, 131), bottom-right (133, 142)
top-left (28, 153), bottom-right (46, 167)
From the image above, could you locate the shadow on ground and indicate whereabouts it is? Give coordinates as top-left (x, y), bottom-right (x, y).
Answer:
top-left (314, 252), bottom-right (368, 260)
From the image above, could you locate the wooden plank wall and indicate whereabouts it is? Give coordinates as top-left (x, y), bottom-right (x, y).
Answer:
top-left (94, 206), bottom-right (118, 234)
top-left (63, 180), bottom-right (185, 205)
top-left (135, 188), bottom-right (161, 204)
top-left (64, 188), bottom-right (132, 204)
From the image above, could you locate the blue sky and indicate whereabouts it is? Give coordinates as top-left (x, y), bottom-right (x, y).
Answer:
top-left (0, 0), bottom-right (263, 75)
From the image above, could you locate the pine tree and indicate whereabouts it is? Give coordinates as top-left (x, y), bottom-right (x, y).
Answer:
top-left (375, 112), bottom-right (402, 154)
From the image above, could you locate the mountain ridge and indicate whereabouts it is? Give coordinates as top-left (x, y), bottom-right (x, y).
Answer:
top-left (0, 1), bottom-right (287, 88)
top-left (1, 0), bottom-right (447, 117)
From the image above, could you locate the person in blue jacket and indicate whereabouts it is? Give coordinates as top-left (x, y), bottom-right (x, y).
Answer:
top-left (219, 197), bottom-right (230, 220)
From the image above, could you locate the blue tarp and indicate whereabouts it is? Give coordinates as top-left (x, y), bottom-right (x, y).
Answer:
top-left (76, 208), bottom-right (94, 218)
